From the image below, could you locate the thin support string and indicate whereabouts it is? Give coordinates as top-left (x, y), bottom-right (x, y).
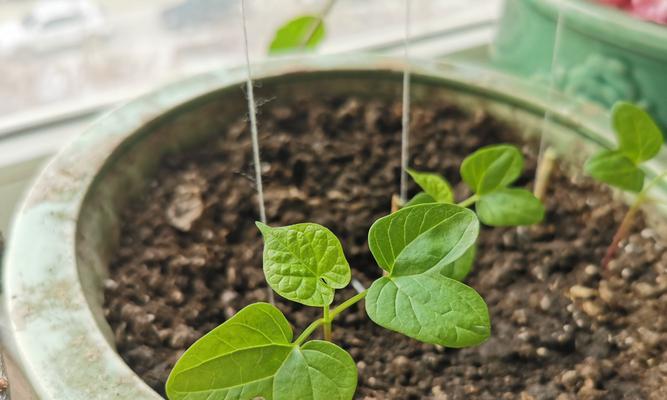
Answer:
top-left (241, 0), bottom-right (267, 224)
top-left (534, 2), bottom-right (564, 195)
top-left (399, 0), bottom-right (412, 205)
top-left (241, 0), bottom-right (273, 304)
top-left (300, 0), bottom-right (336, 48)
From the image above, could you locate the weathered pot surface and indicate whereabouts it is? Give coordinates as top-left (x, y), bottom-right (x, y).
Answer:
top-left (3, 55), bottom-right (667, 399)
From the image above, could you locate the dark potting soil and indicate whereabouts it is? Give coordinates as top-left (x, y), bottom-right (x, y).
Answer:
top-left (103, 96), bottom-right (667, 400)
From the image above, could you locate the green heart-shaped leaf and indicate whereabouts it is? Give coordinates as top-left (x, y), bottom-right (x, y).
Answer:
top-left (367, 204), bottom-right (488, 347)
top-left (257, 222), bottom-right (351, 307)
top-left (368, 203), bottom-right (478, 275)
top-left (584, 149), bottom-right (645, 192)
top-left (365, 273), bottom-right (490, 347)
top-left (438, 244), bottom-right (476, 281)
top-left (269, 15), bottom-right (325, 54)
top-left (167, 304), bottom-right (358, 400)
top-left (403, 192), bottom-right (436, 207)
top-left (274, 341), bottom-right (357, 400)
top-left (613, 102), bottom-right (663, 163)
top-left (166, 303), bottom-right (293, 400)
top-left (476, 188), bottom-right (545, 227)
top-left (460, 144), bottom-right (523, 194)
top-left (406, 169), bottom-right (454, 203)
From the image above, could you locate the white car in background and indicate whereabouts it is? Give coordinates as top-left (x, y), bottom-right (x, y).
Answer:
top-left (0, 0), bottom-right (111, 57)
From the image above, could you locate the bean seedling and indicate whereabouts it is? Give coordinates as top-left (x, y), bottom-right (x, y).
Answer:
top-left (165, 203), bottom-right (488, 399)
top-left (164, 144), bottom-right (547, 399)
top-left (585, 101), bottom-right (665, 269)
top-left (402, 144), bottom-right (545, 281)
top-left (405, 143), bottom-right (545, 227)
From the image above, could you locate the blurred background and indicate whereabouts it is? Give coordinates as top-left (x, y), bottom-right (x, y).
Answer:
top-left (0, 0), bottom-right (502, 232)
top-left (0, 0), bottom-right (498, 119)
top-left (1, 0), bottom-right (666, 232)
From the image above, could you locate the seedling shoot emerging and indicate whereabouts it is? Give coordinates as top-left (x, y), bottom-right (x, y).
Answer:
top-left (585, 102), bottom-right (665, 269)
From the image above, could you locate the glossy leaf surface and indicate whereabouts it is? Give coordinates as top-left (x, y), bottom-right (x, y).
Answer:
top-left (166, 303), bottom-right (293, 400)
top-left (274, 341), bottom-right (357, 400)
top-left (407, 169), bottom-right (454, 203)
top-left (366, 274), bottom-right (490, 347)
top-left (460, 145), bottom-right (523, 194)
top-left (585, 150), bottom-right (644, 192)
top-left (476, 188), bottom-right (545, 226)
top-left (368, 203), bottom-right (478, 275)
top-left (258, 222), bottom-right (351, 307)
top-left (438, 244), bottom-right (476, 281)
top-left (613, 102), bottom-right (663, 163)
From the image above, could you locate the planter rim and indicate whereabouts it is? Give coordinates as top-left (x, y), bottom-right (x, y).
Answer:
top-left (529, 0), bottom-right (667, 58)
top-left (1, 54), bottom-right (622, 399)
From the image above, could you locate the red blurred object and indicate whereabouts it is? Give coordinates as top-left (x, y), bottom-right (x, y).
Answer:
top-left (597, 0), bottom-right (632, 7)
top-left (595, 0), bottom-right (667, 24)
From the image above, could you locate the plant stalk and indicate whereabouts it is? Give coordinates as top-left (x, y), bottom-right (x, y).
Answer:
top-left (601, 171), bottom-right (667, 269)
top-left (294, 290), bottom-right (367, 346)
top-left (601, 202), bottom-right (639, 270)
top-left (294, 318), bottom-right (324, 346)
top-left (457, 194), bottom-right (479, 208)
top-left (323, 304), bottom-right (332, 341)
top-left (331, 290), bottom-right (367, 319)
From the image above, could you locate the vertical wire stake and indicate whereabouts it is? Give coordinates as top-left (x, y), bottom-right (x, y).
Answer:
top-left (241, 0), bottom-right (273, 304)
top-left (399, 0), bottom-right (412, 205)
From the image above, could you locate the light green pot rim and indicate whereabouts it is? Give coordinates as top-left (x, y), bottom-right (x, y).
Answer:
top-left (529, 0), bottom-right (667, 59)
top-left (0, 54), bottom-right (642, 399)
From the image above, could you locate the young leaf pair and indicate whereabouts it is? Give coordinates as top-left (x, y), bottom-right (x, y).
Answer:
top-left (585, 102), bottom-right (664, 193)
top-left (166, 202), bottom-right (490, 400)
top-left (406, 144), bottom-right (545, 227)
top-left (166, 302), bottom-right (357, 400)
top-left (584, 102), bottom-right (665, 268)
top-left (259, 206), bottom-right (490, 349)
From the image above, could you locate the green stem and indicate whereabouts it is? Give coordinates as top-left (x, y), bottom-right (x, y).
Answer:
top-left (601, 201), bottom-right (640, 270)
top-left (644, 196), bottom-right (667, 206)
top-left (331, 290), bottom-right (367, 319)
top-left (293, 290), bottom-right (367, 346)
top-left (457, 194), bottom-right (479, 208)
top-left (294, 318), bottom-right (324, 346)
top-left (323, 304), bottom-right (332, 341)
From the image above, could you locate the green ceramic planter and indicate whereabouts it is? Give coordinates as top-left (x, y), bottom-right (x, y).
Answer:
top-left (3, 55), bottom-right (667, 399)
top-left (492, 0), bottom-right (667, 132)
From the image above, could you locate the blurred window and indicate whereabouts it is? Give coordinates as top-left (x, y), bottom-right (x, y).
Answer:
top-left (22, 15), bottom-right (37, 28)
top-left (42, 14), bottom-right (83, 30)
top-left (0, 0), bottom-right (500, 233)
top-left (0, 0), bottom-right (500, 138)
